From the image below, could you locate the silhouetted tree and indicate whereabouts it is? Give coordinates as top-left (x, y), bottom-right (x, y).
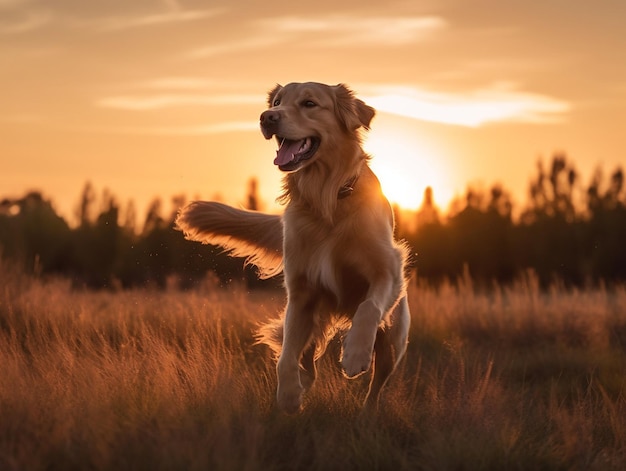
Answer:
top-left (445, 184), bottom-right (514, 283)
top-left (246, 178), bottom-right (260, 211)
top-left (0, 192), bottom-right (71, 274)
top-left (584, 166), bottom-right (626, 281)
top-left (416, 186), bottom-right (439, 228)
top-left (69, 189), bottom-right (125, 288)
top-left (122, 200), bottom-right (137, 235)
top-left (514, 155), bottom-right (585, 286)
top-left (409, 187), bottom-right (450, 281)
top-left (76, 181), bottom-right (96, 227)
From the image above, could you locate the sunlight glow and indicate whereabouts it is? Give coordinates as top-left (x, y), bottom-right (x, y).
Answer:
top-left (364, 129), bottom-right (452, 210)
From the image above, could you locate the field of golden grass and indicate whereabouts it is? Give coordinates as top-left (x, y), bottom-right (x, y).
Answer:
top-left (1, 266), bottom-right (625, 470)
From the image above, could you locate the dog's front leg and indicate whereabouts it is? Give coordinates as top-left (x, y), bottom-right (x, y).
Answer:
top-left (342, 275), bottom-right (399, 378)
top-left (276, 290), bottom-right (317, 414)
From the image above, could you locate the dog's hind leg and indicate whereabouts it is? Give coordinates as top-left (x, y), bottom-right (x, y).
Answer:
top-left (276, 291), bottom-right (319, 414)
top-left (363, 295), bottom-right (410, 411)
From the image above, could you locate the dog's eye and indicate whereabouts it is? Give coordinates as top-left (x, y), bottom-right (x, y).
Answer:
top-left (273, 99), bottom-right (280, 107)
top-left (303, 100), bottom-right (317, 108)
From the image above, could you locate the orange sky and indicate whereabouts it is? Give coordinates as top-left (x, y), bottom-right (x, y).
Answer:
top-left (1, 0), bottom-right (625, 223)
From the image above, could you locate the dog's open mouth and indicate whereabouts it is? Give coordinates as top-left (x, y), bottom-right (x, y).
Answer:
top-left (274, 136), bottom-right (320, 172)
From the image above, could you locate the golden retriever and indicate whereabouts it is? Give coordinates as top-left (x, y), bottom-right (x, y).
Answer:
top-left (176, 82), bottom-right (411, 413)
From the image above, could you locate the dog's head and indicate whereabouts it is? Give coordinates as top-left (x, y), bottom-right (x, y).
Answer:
top-left (259, 82), bottom-right (375, 173)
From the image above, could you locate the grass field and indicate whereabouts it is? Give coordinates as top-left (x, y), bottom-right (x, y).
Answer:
top-left (1, 266), bottom-right (625, 470)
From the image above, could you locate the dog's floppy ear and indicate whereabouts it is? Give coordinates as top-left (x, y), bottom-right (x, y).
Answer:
top-left (333, 84), bottom-right (376, 132)
top-left (267, 84), bottom-right (282, 107)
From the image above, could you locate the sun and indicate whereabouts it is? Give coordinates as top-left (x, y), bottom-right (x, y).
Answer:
top-left (363, 127), bottom-right (452, 211)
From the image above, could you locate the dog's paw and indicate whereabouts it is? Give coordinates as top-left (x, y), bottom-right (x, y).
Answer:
top-left (341, 333), bottom-right (373, 378)
top-left (277, 382), bottom-right (304, 414)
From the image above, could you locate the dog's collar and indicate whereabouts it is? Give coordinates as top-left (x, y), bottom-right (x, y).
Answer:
top-left (338, 174), bottom-right (359, 199)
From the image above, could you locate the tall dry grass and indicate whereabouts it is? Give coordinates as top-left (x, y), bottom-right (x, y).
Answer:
top-left (1, 265), bottom-right (625, 470)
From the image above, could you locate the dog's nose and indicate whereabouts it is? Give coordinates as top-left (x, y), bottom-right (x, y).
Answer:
top-left (260, 109), bottom-right (280, 125)
top-left (260, 110), bottom-right (280, 139)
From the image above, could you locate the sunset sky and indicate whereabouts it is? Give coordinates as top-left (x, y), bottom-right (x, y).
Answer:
top-left (2, 0), bottom-right (625, 223)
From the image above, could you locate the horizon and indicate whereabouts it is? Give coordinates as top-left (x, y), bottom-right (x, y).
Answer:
top-left (3, 148), bottom-right (618, 233)
top-left (2, 0), bottom-right (625, 221)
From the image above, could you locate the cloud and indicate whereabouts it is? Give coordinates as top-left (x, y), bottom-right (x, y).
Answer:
top-left (0, 9), bottom-right (50, 34)
top-left (96, 80), bottom-right (569, 130)
top-left (107, 121), bottom-right (259, 136)
top-left (139, 77), bottom-right (218, 90)
top-left (96, 8), bottom-right (219, 32)
top-left (161, 0), bottom-right (182, 10)
top-left (187, 37), bottom-right (282, 58)
top-left (0, 3), bottom-right (220, 34)
top-left (261, 15), bottom-right (447, 46)
top-left (0, 113), bottom-right (43, 123)
top-left (97, 93), bottom-right (265, 111)
top-left (0, 0), bottom-right (33, 9)
top-left (187, 14), bottom-right (445, 58)
top-left (134, 76), bottom-right (262, 91)
top-left (362, 83), bottom-right (571, 127)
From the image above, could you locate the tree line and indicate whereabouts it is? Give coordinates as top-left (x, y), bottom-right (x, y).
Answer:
top-left (1, 154), bottom-right (625, 289)
top-left (406, 154), bottom-right (626, 287)
top-left (0, 182), bottom-right (264, 290)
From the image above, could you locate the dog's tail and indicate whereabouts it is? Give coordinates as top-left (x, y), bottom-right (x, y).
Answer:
top-left (175, 201), bottom-right (283, 278)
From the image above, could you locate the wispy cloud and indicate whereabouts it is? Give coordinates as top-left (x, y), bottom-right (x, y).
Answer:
top-left (133, 76), bottom-right (262, 91)
top-left (161, 0), bottom-right (182, 10)
top-left (0, 0), bottom-right (34, 9)
top-left (97, 79), bottom-right (569, 129)
top-left (261, 15), bottom-right (446, 46)
top-left (97, 93), bottom-right (264, 111)
top-left (139, 77), bottom-right (218, 90)
top-left (188, 14), bottom-right (445, 58)
top-left (0, 9), bottom-right (50, 34)
top-left (0, 3), bottom-right (220, 34)
top-left (187, 37), bottom-right (282, 58)
top-left (362, 83), bottom-right (571, 127)
top-left (105, 121), bottom-right (259, 136)
top-left (96, 8), bottom-right (219, 32)
top-left (0, 113), bottom-right (44, 123)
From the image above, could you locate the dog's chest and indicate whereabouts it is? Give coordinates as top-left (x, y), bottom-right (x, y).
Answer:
top-left (286, 215), bottom-right (364, 296)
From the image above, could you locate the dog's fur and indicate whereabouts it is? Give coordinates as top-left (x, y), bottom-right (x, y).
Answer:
top-left (176, 82), bottom-right (411, 413)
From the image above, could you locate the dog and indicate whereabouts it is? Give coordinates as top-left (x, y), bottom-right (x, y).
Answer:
top-left (176, 82), bottom-right (411, 413)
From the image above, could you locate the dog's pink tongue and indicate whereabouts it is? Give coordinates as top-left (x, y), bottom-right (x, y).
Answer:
top-left (274, 139), bottom-right (304, 167)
